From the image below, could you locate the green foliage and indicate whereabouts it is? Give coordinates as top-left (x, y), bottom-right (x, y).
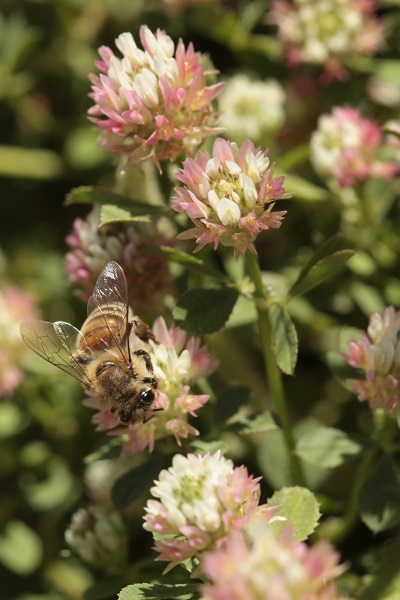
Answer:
top-left (0, 521), bottom-right (42, 575)
top-left (112, 455), bottom-right (164, 509)
top-left (174, 287), bottom-right (239, 334)
top-left (358, 455), bottom-right (400, 533)
top-left (268, 486), bottom-right (321, 541)
top-left (295, 426), bottom-right (367, 469)
top-left (268, 303), bottom-right (298, 375)
top-left (118, 583), bottom-right (198, 600)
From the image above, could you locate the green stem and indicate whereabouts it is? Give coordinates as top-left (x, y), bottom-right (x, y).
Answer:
top-left (245, 252), bottom-right (306, 487)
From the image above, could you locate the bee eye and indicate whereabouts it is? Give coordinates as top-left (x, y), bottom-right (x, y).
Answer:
top-left (139, 389), bottom-right (155, 407)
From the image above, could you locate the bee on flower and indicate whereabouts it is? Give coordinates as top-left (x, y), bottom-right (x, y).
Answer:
top-left (85, 316), bottom-right (218, 454)
top-left (88, 26), bottom-right (223, 170)
top-left (172, 138), bottom-right (289, 260)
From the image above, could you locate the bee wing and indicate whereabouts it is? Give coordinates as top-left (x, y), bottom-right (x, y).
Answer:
top-left (86, 261), bottom-right (130, 361)
top-left (20, 320), bottom-right (92, 387)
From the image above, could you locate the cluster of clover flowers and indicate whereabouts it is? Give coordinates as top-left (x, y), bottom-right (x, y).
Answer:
top-left (60, 19), bottom-right (400, 599)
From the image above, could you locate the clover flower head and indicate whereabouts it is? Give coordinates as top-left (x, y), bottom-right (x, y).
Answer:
top-left (310, 107), bottom-right (398, 187)
top-left (88, 25), bottom-right (223, 169)
top-left (200, 519), bottom-right (348, 600)
top-left (270, 0), bottom-right (384, 79)
top-left (172, 138), bottom-right (288, 259)
top-left (84, 317), bottom-right (217, 454)
top-left (143, 451), bottom-right (263, 572)
top-left (65, 206), bottom-right (174, 315)
top-left (65, 505), bottom-right (128, 573)
top-left (343, 307), bottom-right (400, 424)
top-left (0, 282), bottom-right (38, 397)
top-left (218, 74), bottom-right (286, 145)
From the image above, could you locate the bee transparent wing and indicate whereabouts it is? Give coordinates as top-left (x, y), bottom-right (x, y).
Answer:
top-left (87, 261), bottom-right (130, 360)
top-left (20, 320), bottom-right (92, 387)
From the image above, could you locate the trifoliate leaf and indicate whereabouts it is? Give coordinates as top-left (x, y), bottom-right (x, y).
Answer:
top-left (100, 203), bottom-right (151, 224)
top-left (268, 486), bottom-right (321, 541)
top-left (174, 287), bottom-right (239, 334)
top-left (358, 454), bottom-right (400, 533)
top-left (268, 303), bottom-right (298, 375)
top-left (118, 583), bottom-right (198, 600)
top-left (296, 426), bottom-right (366, 469)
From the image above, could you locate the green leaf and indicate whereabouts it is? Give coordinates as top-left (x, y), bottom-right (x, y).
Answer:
top-left (283, 173), bottom-right (329, 201)
top-left (358, 454), bottom-right (400, 533)
top-left (84, 577), bottom-right (126, 600)
top-left (111, 455), bottom-right (164, 509)
top-left (118, 583), bottom-right (198, 600)
top-left (268, 486), bottom-right (321, 541)
top-left (235, 410), bottom-right (279, 435)
top-left (65, 186), bottom-right (164, 218)
top-left (289, 250), bottom-right (355, 297)
top-left (100, 203), bottom-right (151, 224)
top-left (190, 439), bottom-right (229, 455)
top-left (214, 385), bottom-right (251, 428)
top-left (296, 426), bottom-right (366, 469)
top-left (146, 245), bottom-right (225, 280)
top-left (268, 303), bottom-right (298, 375)
top-left (174, 287), bottom-right (239, 334)
top-left (84, 436), bottom-right (128, 463)
top-left (257, 420), bottom-right (332, 491)
top-left (0, 145), bottom-right (64, 179)
top-left (0, 521), bottom-right (42, 574)
top-left (358, 538), bottom-right (400, 600)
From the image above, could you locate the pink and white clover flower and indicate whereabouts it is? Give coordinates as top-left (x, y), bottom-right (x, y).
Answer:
top-left (65, 206), bottom-right (174, 315)
top-left (143, 451), bottom-right (265, 572)
top-left (200, 520), bottom-right (348, 600)
top-left (310, 107), bottom-right (398, 188)
top-left (172, 138), bottom-right (288, 259)
top-left (88, 26), bottom-right (223, 169)
top-left (270, 0), bottom-right (384, 80)
top-left (84, 317), bottom-right (218, 453)
top-left (343, 307), bottom-right (400, 425)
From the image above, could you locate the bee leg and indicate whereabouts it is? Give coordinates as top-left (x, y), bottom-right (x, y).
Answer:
top-left (131, 318), bottom-right (156, 343)
top-left (142, 376), bottom-right (158, 388)
top-left (133, 349), bottom-right (154, 373)
top-left (142, 407), bottom-right (163, 424)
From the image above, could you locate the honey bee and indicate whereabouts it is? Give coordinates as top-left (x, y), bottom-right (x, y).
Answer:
top-left (20, 261), bottom-right (158, 425)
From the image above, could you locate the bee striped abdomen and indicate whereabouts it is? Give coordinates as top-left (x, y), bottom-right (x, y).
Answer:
top-left (81, 304), bottom-right (127, 352)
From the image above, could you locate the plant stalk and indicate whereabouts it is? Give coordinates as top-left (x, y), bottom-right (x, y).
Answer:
top-left (245, 252), bottom-right (306, 487)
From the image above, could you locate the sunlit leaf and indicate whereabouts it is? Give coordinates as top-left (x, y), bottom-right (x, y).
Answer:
top-left (118, 583), bottom-right (198, 600)
top-left (296, 426), bottom-right (366, 468)
top-left (0, 145), bottom-right (64, 179)
top-left (268, 486), bottom-right (321, 541)
top-left (100, 203), bottom-right (151, 224)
